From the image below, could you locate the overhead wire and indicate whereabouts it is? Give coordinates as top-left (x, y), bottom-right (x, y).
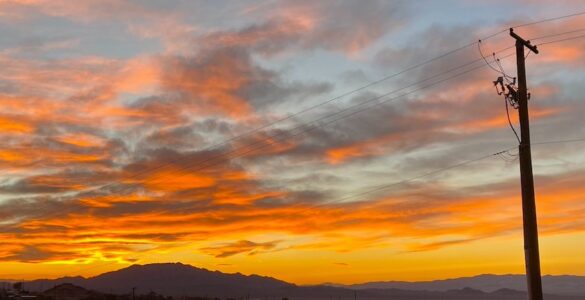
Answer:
top-left (481, 39), bottom-right (520, 144)
top-left (323, 137), bottom-right (585, 204)
top-left (75, 48), bottom-right (516, 198)
top-left (71, 11), bottom-right (585, 198)
top-left (70, 19), bottom-right (574, 196)
top-left (532, 137), bottom-right (585, 145)
top-left (504, 93), bottom-right (521, 144)
top-left (488, 28), bottom-right (585, 146)
top-left (335, 146), bottom-right (517, 203)
top-left (535, 33), bottom-right (585, 46)
top-left (82, 36), bottom-right (494, 190)
top-left (477, 40), bottom-right (510, 77)
top-left (496, 148), bottom-right (519, 163)
top-left (123, 52), bottom-right (518, 189)
top-left (530, 27), bottom-right (585, 41)
top-left (494, 54), bottom-right (515, 83)
top-left (513, 10), bottom-right (585, 28)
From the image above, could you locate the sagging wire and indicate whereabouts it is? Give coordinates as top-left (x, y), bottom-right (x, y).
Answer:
top-left (494, 148), bottom-right (519, 165)
top-left (478, 40), bottom-right (512, 78)
top-left (494, 76), bottom-right (521, 144)
top-left (494, 54), bottom-right (515, 84)
top-left (504, 89), bottom-right (521, 144)
top-left (483, 36), bottom-right (524, 145)
top-left (496, 148), bottom-right (519, 164)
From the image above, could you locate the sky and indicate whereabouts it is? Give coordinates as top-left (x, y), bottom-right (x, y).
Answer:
top-left (1, 0), bottom-right (585, 285)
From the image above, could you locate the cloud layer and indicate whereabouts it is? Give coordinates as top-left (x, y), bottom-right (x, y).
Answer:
top-left (0, 0), bottom-right (585, 282)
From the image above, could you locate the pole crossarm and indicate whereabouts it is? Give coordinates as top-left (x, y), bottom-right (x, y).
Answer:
top-left (510, 28), bottom-right (539, 54)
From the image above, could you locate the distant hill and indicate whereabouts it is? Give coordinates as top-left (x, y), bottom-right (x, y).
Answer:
top-left (41, 283), bottom-right (93, 299)
top-left (16, 263), bottom-right (584, 300)
top-left (25, 263), bottom-right (292, 298)
top-left (333, 274), bottom-right (585, 297)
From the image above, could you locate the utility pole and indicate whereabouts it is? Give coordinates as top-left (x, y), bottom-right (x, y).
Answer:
top-left (132, 287), bottom-right (136, 300)
top-left (510, 28), bottom-right (543, 300)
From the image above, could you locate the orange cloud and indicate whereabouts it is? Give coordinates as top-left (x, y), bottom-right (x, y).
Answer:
top-left (201, 240), bottom-right (280, 258)
top-left (137, 168), bottom-right (216, 192)
top-left (160, 51), bottom-right (256, 118)
top-left (2, 167), bottom-right (585, 269)
top-left (326, 133), bottom-right (401, 164)
top-left (79, 194), bottom-right (155, 208)
top-left (449, 106), bottom-right (561, 133)
top-left (55, 133), bottom-right (106, 148)
top-left (0, 116), bottom-right (34, 133)
top-left (116, 57), bottom-right (161, 93)
top-left (0, 147), bottom-right (106, 167)
top-left (538, 44), bottom-right (583, 64)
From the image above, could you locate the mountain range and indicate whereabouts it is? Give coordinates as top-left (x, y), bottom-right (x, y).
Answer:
top-left (11, 263), bottom-right (585, 299)
top-left (332, 273), bottom-right (585, 296)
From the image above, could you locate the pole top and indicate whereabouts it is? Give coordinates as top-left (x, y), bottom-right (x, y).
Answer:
top-left (510, 28), bottom-right (539, 54)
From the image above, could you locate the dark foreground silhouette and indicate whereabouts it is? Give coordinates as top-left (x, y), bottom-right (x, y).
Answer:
top-left (4, 263), bottom-right (584, 300)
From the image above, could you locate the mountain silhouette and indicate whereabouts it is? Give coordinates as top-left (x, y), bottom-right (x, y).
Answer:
top-left (25, 263), bottom-right (292, 298)
top-left (334, 274), bottom-right (585, 296)
top-left (16, 263), bottom-right (584, 299)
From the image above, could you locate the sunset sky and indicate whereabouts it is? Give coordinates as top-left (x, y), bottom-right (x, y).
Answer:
top-left (1, 0), bottom-right (585, 285)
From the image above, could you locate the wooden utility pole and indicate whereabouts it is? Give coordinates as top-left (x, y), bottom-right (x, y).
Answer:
top-left (510, 28), bottom-right (543, 300)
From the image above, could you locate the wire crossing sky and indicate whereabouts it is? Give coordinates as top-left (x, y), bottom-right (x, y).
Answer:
top-left (1, 0), bottom-right (585, 284)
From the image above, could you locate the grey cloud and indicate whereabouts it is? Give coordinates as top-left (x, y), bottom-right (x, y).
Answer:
top-left (200, 240), bottom-right (280, 258)
top-left (0, 246), bottom-right (64, 263)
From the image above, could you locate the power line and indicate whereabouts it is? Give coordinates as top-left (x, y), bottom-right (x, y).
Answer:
top-left (66, 46), bottom-right (490, 196)
top-left (72, 47), bottom-right (512, 197)
top-left (119, 24), bottom-right (585, 192)
top-left (530, 27), bottom-right (585, 41)
top-left (532, 137), bottom-right (585, 145)
top-left (131, 50), bottom-right (532, 190)
top-left (101, 36), bottom-right (489, 185)
top-left (189, 40), bottom-right (479, 154)
top-left (493, 29), bottom-right (585, 145)
top-left (535, 33), bottom-right (585, 46)
top-left (505, 92), bottom-right (521, 144)
top-left (68, 10), bottom-right (585, 195)
top-left (309, 139), bottom-right (585, 204)
top-left (127, 53), bottom-right (515, 189)
top-left (513, 10), bottom-right (585, 28)
top-left (477, 40), bottom-right (511, 77)
top-left (335, 146), bottom-right (517, 203)
top-left (58, 14), bottom-right (585, 199)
